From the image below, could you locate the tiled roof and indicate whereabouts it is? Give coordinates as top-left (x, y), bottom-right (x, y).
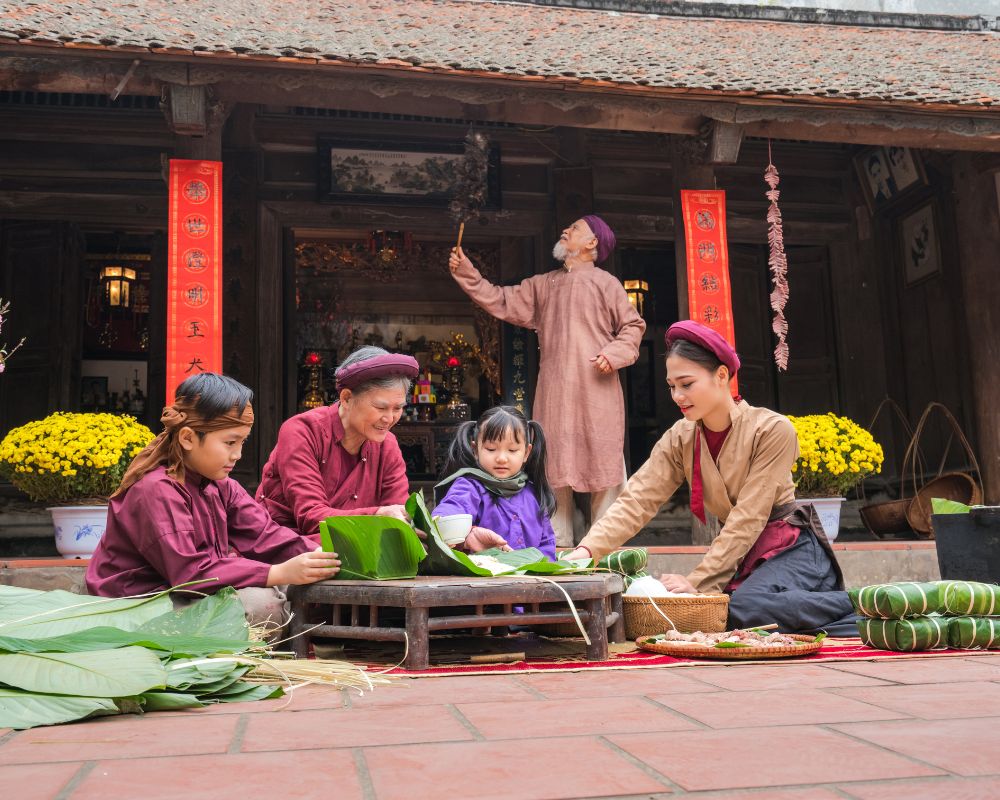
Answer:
top-left (1, 1), bottom-right (998, 108)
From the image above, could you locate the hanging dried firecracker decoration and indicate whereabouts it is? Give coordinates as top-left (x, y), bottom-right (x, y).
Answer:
top-left (765, 141), bottom-right (789, 371)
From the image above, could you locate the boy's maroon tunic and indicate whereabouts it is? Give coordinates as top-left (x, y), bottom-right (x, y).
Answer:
top-left (255, 403), bottom-right (410, 536)
top-left (86, 466), bottom-right (310, 597)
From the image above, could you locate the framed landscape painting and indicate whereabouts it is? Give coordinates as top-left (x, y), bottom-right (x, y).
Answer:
top-left (318, 137), bottom-right (501, 207)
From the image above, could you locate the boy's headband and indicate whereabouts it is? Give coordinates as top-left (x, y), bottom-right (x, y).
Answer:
top-left (112, 400), bottom-right (253, 497)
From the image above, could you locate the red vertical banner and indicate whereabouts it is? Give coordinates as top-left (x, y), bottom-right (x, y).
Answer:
top-left (681, 189), bottom-right (738, 395)
top-left (167, 159), bottom-right (223, 406)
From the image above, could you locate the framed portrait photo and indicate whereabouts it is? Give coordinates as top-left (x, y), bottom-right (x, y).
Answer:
top-left (854, 147), bottom-right (897, 210)
top-left (854, 146), bottom-right (927, 211)
top-left (318, 137), bottom-right (501, 207)
top-left (884, 146), bottom-right (926, 193)
top-left (899, 201), bottom-right (941, 287)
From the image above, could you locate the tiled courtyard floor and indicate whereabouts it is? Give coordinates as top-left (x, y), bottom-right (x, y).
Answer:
top-left (3, 654), bottom-right (1000, 799)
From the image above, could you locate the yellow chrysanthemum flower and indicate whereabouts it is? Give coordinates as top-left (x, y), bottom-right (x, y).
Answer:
top-left (787, 413), bottom-right (884, 498)
top-left (0, 412), bottom-right (155, 503)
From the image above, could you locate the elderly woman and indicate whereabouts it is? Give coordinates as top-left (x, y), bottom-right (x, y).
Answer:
top-left (256, 346), bottom-right (419, 537)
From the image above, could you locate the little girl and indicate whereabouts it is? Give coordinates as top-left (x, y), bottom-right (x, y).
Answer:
top-left (434, 406), bottom-right (557, 560)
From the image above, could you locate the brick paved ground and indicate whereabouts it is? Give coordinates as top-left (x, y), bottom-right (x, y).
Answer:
top-left (3, 654), bottom-right (1000, 799)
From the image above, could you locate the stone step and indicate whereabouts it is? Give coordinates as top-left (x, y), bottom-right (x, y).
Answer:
top-left (0, 540), bottom-right (941, 596)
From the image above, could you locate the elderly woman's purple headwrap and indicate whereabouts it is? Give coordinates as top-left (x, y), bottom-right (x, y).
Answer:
top-left (581, 215), bottom-right (616, 265)
top-left (335, 353), bottom-right (419, 392)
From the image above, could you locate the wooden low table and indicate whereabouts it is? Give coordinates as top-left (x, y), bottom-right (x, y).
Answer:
top-left (287, 573), bottom-right (625, 670)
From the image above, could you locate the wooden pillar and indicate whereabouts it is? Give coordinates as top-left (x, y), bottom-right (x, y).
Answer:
top-left (164, 84), bottom-right (230, 161)
top-left (951, 153), bottom-right (1000, 503)
top-left (222, 105), bottom-right (261, 485)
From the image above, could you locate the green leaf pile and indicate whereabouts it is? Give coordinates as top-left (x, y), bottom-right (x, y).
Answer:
top-left (318, 491), bottom-right (593, 580)
top-left (0, 586), bottom-right (280, 730)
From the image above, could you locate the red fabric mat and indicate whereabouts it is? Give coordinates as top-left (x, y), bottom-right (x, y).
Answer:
top-left (332, 636), bottom-right (998, 677)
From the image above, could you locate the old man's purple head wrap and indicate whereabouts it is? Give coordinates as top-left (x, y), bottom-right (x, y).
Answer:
top-left (666, 320), bottom-right (741, 379)
top-left (581, 215), bottom-right (616, 265)
top-left (335, 353), bottom-right (419, 392)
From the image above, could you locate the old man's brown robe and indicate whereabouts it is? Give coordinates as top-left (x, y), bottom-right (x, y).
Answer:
top-left (453, 259), bottom-right (645, 492)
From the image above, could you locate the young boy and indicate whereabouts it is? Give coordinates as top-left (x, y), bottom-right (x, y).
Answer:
top-left (86, 373), bottom-right (341, 627)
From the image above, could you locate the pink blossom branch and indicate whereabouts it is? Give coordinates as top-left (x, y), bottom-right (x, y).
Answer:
top-left (0, 297), bottom-right (26, 374)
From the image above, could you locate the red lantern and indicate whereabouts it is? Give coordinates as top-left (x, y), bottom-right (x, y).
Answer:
top-left (305, 351), bottom-right (322, 366)
top-left (447, 356), bottom-right (461, 368)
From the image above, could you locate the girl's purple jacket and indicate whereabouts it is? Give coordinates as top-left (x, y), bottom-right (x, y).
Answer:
top-left (433, 477), bottom-right (556, 560)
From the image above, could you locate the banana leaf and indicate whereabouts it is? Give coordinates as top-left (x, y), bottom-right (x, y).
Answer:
top-left (319, 515), bottom-right (426, 580)
top-left (941, 581), bottom-right (1000, 616)
top-left (137, 587), bottom-right (249, 641)
top-left (478, 547), bottom-right (593, 575)
top-left (0, 591), bottom-right (251, 657)
top-left (0, 585), bottom-right (44, 611)
top-left (165, 657), bottom-right (247, 691)
top-left (0, 646), bottom-right (167, 697)
top-left (848, 582), bottom-right (942, 619)
top-left (0, 687), bottom-right (120, 729)
top-left (137, 691), bottom-right (206, 711)
top-left (202, 682), bottom-right (283, 704)
top-left (931, 498), bottom-right (971, 515)
top-left (0, 628), bottom-right (253, 658)
top-left (857, 616), bottom-right (950, 651)
top-left (0, 587), bottom-right (174, 639)
top-left (947, 616), bottom-right (1000, 649)
top-left (407, 492), bottom-right (495, 577)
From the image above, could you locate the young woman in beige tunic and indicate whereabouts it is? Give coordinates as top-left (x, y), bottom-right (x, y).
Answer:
top-left (449, 216), bottom-right (645, 547)
top-left (566, 321), bottom-right (857, 635)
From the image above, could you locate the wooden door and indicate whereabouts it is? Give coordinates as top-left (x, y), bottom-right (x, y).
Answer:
top-left (729, 244), bottom-right (777, 409)
top-left (0, 221), bottom-right (83, 436)
top-left (776, 246), bottom-right (840, 414)
top-left (729, 243), bottom-right (839, 416)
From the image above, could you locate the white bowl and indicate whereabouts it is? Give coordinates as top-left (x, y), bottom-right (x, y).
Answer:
top-left (435, 513), bottom-right (473, 546)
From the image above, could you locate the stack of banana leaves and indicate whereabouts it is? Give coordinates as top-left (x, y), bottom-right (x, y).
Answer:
top-left (0, 585), bottom-right (282, 730)
top-left (318, 491), bottom-right (595, 580)
top-left (849, 580), bottom-right (1000, 651)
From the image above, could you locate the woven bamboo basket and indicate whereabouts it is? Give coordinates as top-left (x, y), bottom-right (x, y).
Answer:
top-left (908, 472), bottom-right (982, 538)
top-left (858, 398), bottom-right (918, 538)
top-left (859, 498), bottom-right (913, 537)
top-left (901, 403), bottom-right (984, 539)
top-left (623, 594), bottom-right (729, 639)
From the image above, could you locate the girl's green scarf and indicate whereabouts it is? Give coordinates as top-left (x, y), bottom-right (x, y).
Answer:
top-left (434, 468), bottom-right (528, 502)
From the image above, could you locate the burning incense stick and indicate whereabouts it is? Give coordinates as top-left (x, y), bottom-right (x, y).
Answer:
top-left (450, 129), bottom-right (490, 251)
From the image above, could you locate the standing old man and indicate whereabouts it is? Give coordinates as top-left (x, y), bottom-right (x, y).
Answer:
top-left (448, 216), bottom-right (646, 546)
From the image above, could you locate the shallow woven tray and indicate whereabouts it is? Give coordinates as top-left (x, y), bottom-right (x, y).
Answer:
top-left (636, 633), bottom-right (824, 660)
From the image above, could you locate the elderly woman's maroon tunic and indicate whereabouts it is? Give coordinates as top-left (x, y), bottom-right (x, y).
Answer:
top-left (255, 403), bottom-right (410, 536)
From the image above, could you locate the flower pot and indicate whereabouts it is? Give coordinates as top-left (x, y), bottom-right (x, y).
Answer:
top-left (795, 497), bottom-right (845, 543)
top-left (47, 505), bottom-right (109, 559)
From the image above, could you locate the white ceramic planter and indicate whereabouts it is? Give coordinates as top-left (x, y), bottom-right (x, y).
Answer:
top-left (796, 497), bottom-right (846, 543)
top-left (47, 505), bottom-right (109, 559)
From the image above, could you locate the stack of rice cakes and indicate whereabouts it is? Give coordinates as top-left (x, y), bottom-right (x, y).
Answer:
top-left (850, 580), bottom-right (1000, 651)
